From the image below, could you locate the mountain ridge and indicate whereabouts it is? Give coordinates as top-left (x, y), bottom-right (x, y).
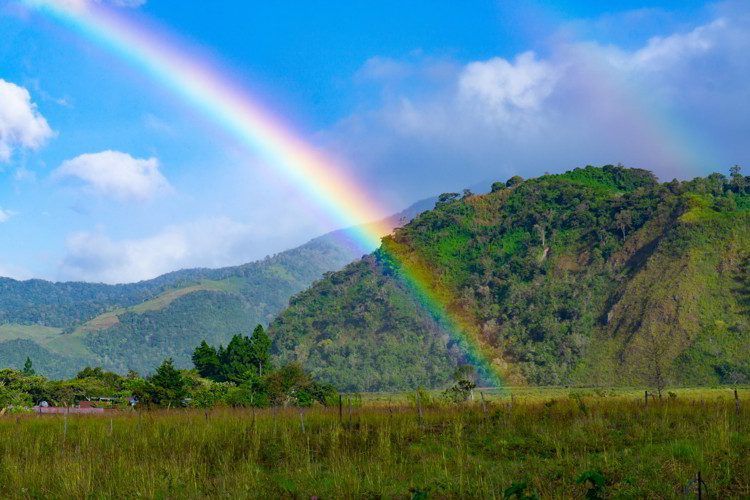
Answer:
top-left (0, 196), bottom-right (437, 377)
top-left (269, 165), bottom-right (750, 391)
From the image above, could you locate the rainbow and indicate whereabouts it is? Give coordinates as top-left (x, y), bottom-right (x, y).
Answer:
top-left (25, 0), bottom-right (506, 387)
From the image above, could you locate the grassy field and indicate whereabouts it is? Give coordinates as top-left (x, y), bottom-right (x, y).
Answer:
top-left (0, 388), bottom-right (747, 498)
top-left (71, 278), bottom-right (244, 337)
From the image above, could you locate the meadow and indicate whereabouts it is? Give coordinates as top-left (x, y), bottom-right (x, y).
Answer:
top-left (0, 387), bottom-right (747, 498)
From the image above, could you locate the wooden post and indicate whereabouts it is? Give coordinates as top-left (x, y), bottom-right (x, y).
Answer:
top-left (348, 397), bottom-right (352, 429)
top-left (338, 394), bottom-right (343, 424)
top-left (299, 407), bottom-right (305, 434)
top-left (480, 391), bottom-right (488, 416)
top-left (697, 471), bottom-right (703, 500)
top-left (735, 389), bottom-right (741, 416)
top-left (416, 390), bottom-right (423, 422)
top-left (63, 406), bottom-right (68, 442)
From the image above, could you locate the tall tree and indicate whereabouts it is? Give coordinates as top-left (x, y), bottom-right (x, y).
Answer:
top-left (730, 165), bottom-right (747, 194)
top-left (22, 357), bottom-right (35, 376)
top-left (192, 341), bottom-right (222, 381)
top-left (222, 334), bottom-right (255, 383)
top-left (250, 324), bottom-right (272, 376)
top-left (147, 358), bottom-right (187, 407)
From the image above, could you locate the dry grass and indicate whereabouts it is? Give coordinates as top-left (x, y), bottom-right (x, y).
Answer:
top-left (0, 388), bottom-right (747, 498)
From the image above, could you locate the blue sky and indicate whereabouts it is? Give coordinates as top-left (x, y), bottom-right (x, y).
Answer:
top-left (0, 0), bottom-right (747, 283)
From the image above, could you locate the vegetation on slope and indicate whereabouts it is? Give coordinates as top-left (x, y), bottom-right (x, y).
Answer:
top-left (0, 198), bottom-right (435, 378)
top-left (270, 165), bottom-right (750, 391)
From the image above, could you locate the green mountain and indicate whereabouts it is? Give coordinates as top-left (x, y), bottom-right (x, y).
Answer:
top-left (0, 197), bottom-right (436, 378)
top-left (269, 165), bottom-right (750, 391)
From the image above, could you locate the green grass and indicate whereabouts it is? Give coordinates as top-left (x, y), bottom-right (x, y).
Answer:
top-left (0, 388), bottom-right (747, 498)
top-left (71, 278), bottom-right (243, 337)
top-left (0, 324), bottom-right (94, 359)
top-left (0, 324), bottom-right (63, 343)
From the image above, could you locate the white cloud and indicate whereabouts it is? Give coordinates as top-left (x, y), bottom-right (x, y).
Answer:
top-left (630, 19), bottom-right (724, 70)
top-left (53, 151), bottom-right (172, 202)
top-left (0, 79), bottom-right (54, 162)
top-left (458, 52), bottom-right (558, 125)
top-left (29, 0), bottom-right (145, 10)
top-left (108, 0), bottom-right (146, 6)
top-left (0, 209), bottom-right (16, 223)
top-left (322, 7), bottom-right (750, 194)
top-left (59, 218), bottom-right (259, 283)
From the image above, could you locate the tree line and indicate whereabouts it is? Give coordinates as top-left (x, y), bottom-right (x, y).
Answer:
top-left (0, 325), bottom-right (337, 411)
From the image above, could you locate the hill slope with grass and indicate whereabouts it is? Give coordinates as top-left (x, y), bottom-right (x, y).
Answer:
top-left (0, 198), bottom-right (436, 378)
top-left (269, 165), bottom-right (750, 391)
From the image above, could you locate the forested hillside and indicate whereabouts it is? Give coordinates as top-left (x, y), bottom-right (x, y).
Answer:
top-left (270, 165), bottom-right (750, 391)
top-left (0, 197), bottom-right (436, 377)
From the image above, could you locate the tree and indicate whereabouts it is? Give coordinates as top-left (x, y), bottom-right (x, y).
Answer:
top-left (491, 181), bottom-right (506, 193)
top-left (22, 357), bottom-right (35, 376)
top-left (641, 327), bottom-right (669, 399)
top-left (76, 366), bottom-right (104, 379)
top-left (614, 209), bottom-right (633, 239)
top-left (145, 358), bottom-right (187, 407)
top-left (444, 364), bottom-right (477, 403)
top-left (506, 175), bottom-right (524, 188)
top-left (194, 326), bottom-right (272, 383)
top-left (222, 334), bottom-right (256, 383)
top-left (730, 165), bottom-right (746, 194)
top-left (192, 341), bottom-right (222, 381)
top-left (436, 192), bottom-right (460, 206)
top-left (264, 363), bottom-right (312, 407)
top-left (249, 324), bottom-right (272, 376)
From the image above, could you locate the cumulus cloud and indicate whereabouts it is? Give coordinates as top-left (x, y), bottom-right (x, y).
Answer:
top-left (458, 52), bottom-right (558, 125)
top-left (322, 6), bottom-right (750, 197)
top-left (53, 151), bottom-right (172, 202)
top-left (0, 79), bottom-right (54, 162)
top-left (59, 218), bottom-right (259, 283)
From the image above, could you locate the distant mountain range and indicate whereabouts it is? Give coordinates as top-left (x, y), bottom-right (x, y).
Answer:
top-left (0, 196), bottom-right (436, 378)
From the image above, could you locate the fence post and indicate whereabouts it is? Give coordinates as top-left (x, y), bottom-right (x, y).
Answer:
top-left (63, 406), bottom-right (68, 442)
top-left (416, 390), bottom-right (423, 422)
top-left (299, 407), bottom-right (305, 434)
top-left (348, 397), bottom-right (353, 429)
top-left (339, 394), bottom-right (343, 425)
top-left (480, 391), bottom-right (488, 417)
top-left (644, 391), bottom-right (648, 407)
top-left (735, 389), bottom-right (741, 416)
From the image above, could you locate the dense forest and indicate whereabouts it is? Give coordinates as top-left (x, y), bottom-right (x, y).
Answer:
top-left (270, 165), bottom-right (750, 391)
